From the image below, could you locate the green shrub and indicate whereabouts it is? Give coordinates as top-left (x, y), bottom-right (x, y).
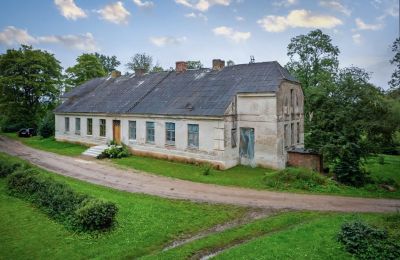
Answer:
top-left (98, 144), bottom-right (130, 159)
top-left (0, 157), bottom-right (24, 177)
top-left (75, 199), bottom-right (118, 231)
top-left (38, 111), bottom-right (55, 138)
top-left (264, 167), bottom-right (339, 191)
top-left (7, 169), bottom-right (118, 232)
top-left (338, 220), bottom-right (400, 259)
top-left (1, 122), bottom-right (27, 133)
top-left (202, 164), bottom-right (213, 176)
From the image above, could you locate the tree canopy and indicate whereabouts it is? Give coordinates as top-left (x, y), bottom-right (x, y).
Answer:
top-left (0, 45), bottom-right (62, 129)
top-left (286, 30), bottom-right (399, 186)
top-left (65, 54), bottom-right (107, 89)
top-left (93, 52), bottom-right (121, 74)
top-left (187, 60), bottom-right (203, 69)
top-left (126, 53), bottom-right (153, 73)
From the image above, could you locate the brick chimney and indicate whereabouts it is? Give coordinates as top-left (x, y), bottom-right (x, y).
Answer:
top-left (134, 68), bottom-right (146, 76)
top-left (111, 70), bottom-right (121, 78)
top-left (176, 61), bottom-right (187, 73)
top-left (212, 59), bottom-right (225, 70)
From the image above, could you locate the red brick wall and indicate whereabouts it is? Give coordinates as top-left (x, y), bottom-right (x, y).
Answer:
top-left (287, 152), bottom-right (322, 172)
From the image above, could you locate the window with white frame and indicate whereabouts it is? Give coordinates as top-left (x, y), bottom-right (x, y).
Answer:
top-left (165, 122), bottom-right (175, 145)
top-left (146, 122), bottom-right (155, 143)
top-left (188, 124), bottom-right (199, 148)
top-left (129, 121), bottom-right (136, 140)
top-left (75, 118), bottom-right (81, 135)
top-left (87, 118), bottom-right (92, 135)
top-left (99, 119), bottom-right (106, 137)
top-left (65, 117), bottom-right (70, 132)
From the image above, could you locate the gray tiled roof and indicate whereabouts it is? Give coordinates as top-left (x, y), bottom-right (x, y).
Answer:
top-left (54, 61), bottom-right (298, 116)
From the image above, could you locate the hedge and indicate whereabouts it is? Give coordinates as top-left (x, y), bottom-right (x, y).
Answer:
top-left (0, 157), bottom-right (25, 178)
top-left (6, 168), bottom-right (118, 232)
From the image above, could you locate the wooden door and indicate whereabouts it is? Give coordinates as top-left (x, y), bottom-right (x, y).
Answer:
top-left (113, 120), bottom-right (121, 144)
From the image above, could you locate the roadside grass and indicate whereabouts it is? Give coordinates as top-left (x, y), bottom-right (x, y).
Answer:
top-left (1, 132), bottom-right (87, 156)
top-left (2, 133), bottom-right (399, 198)
top-left (0, 153), bottom-right (246, 259)
top-left (214, 212), bottom-right (400, 260)
top-left (366, 154), bottom-right (400, 184)
top-left (143, 211), bottom-right (400, 260)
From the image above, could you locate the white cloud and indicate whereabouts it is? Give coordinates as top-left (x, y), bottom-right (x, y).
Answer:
top-left (257, 9), bottom-right (342, 32)
top-left (0, 26), bottom-right (99, 52)
top-left (352, 33), bottom-right (362, 44)
top-left (54, 0), bottom-right (87, 20)
top-left (98, 1), bottom-right (130, 24)
top-left (319, 1), bottom-right (351, 16)
top-left (236, 16), bottom-right (245, 21)
top-left (133, 0), bottom-right (154, 8)
top-left (38, 33), bottom-right (99, 51)
top-left (175, 0), bottom-right (230, 12)
top-left (355, 18), bottom-right (383, 30)
top-left (0, 26), bottom-right (37, 45)
top-left (273, 0), bottom-right (298, 7)
top-left (184, 12), bottom-right (208, 21)
top-left (212, 26), bottom-right (251, 43)
top-left (149, 36), bottom-right (187, 47)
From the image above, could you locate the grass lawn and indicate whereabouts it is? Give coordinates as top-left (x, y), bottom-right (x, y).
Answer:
top-left (144, 211), bottom-right (400, 260)
top-left (2, 133), bottom-right (400, 198)
top-left (1, 132), bottom-right (87, 156)
top-left (0, 153), bottom-right (246, 259)
top-left (214, 212), bottom-right (400, 260)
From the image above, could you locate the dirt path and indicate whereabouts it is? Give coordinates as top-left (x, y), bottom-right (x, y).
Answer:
top-left (0, 136), bottom-right (399, 213)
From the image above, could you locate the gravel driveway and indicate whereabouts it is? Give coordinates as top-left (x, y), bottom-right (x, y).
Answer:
top-left (1, 136), bottom-right (399, 213)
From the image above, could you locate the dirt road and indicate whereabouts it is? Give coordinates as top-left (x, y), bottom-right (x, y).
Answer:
top-left (0, 136), bottom-right (399, 213)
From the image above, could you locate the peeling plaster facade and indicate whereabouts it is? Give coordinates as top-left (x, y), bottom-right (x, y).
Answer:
top-left (55, 80), bottom-right (304, 169)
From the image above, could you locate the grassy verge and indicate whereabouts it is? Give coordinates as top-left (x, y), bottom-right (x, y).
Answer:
top-left (144, 212), bottom-right (400, 260)
top-left (215, 212), bottom-right (400, 260)
top-left (0, 153), bottom-right (246, 259)
top-left (2, 133), bottom-right (399, 198)
top-left (1, 132), bottom-right (87, 156)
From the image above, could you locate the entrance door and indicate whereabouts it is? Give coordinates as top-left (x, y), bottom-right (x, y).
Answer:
top-left (113, 120), bottom-right (121, 144)
top-left (239, 127), bottom-right (255, 165)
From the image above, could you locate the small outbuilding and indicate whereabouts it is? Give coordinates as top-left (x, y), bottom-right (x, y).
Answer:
top-left (54, 60), bottom-right (304, 169)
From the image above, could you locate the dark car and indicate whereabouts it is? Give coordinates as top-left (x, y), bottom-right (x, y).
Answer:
top-left (18, 128), bottom-right (37, 137)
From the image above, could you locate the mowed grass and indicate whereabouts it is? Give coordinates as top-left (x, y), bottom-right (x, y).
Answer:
top-left (1, 132), bottom-right (87, 156)
top-left (0, 153), bottom-right (246, 260)
top-left (2, 133), bottom-right (400, 198)
top-left (144, 211), bottom-right (400, 260)
top-left (215, 212), bottom-right (400, 260)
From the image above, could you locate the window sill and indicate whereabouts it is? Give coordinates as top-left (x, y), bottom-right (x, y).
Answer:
top-left (165, 143), bottom-right (176, 148)
top-left (187, 146), bottom-right (199, 151)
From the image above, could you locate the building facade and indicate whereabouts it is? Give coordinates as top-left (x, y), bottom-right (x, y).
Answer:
top-left (55, 60), bottom-right (304, 169)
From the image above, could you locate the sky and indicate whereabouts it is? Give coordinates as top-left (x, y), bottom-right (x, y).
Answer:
top-left (0, 0), bottom-right (398, 89)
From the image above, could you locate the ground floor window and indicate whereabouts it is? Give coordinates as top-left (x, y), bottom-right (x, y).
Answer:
top-left (188, 124), bottom-right (199, 148)
top-left (284, 124), bottom-right (289, 148)
top-left (297, 122), bottom-right (300, 144)
top-left (165, 122), bottom-right (175, 145)
top-left (231, 128), bottom-right (237, 148)
top-left (129, 121), bottom-right (136, 140)
top-left (65, 117), bottom-right (70, 132)
top-left (99, 119), bottom-right (106, 137)
top-left (87, 118), bottom-right (92, 135)
top-left (75, 118), bottom-right (81, 135)
top-left (146, 122), bottom-right (155, 143)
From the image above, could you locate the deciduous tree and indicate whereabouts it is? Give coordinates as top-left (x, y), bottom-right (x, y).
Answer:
top-left (65, 54), bottom-right (106, 89)
top-left (0, 45), bottom-right (62, 130)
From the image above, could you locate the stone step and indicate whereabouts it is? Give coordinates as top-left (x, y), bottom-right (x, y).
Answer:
top-left (82, 145), bottom-right (108, 157)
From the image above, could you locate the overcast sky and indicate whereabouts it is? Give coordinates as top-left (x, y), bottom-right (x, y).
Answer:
top-left (0, 0), bottom-right (398, 89)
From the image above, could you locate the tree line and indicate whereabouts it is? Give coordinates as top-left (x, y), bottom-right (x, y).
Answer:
top-left (0, 31), bottom-right (399, 187)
